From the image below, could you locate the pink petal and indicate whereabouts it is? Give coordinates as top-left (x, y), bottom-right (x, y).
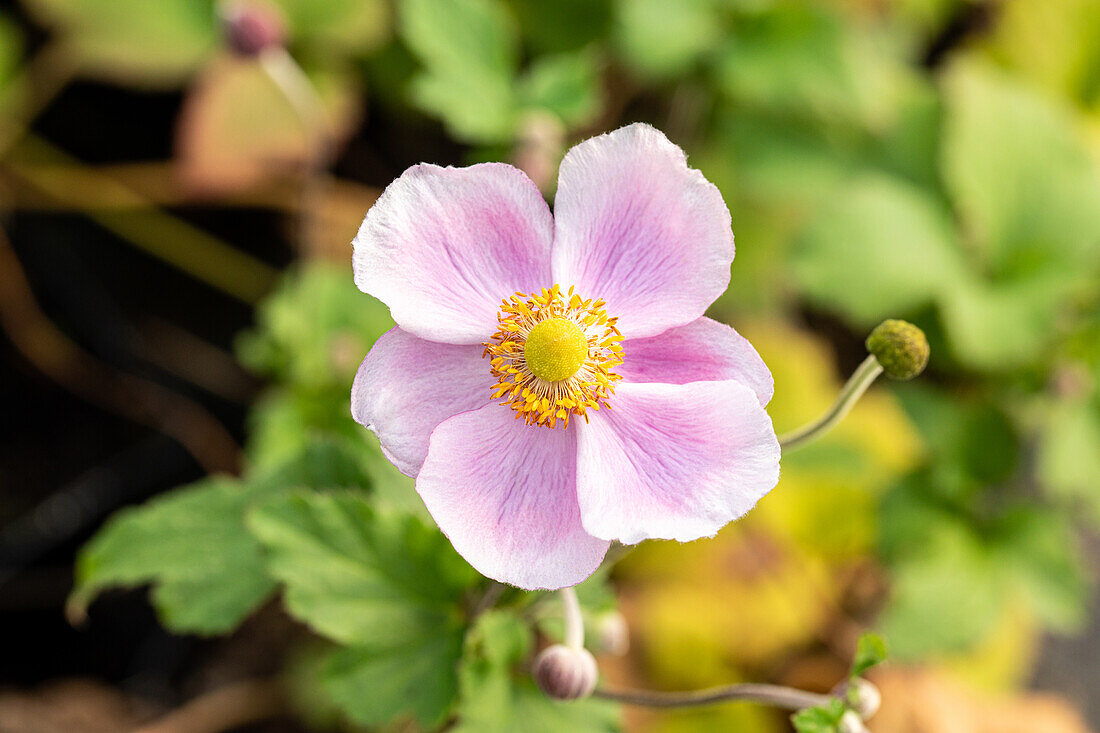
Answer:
top-left (551, 124), bottom-right (734, 339)
top-left (353, 163), bottom-right (554, 344)
top-left (575, 381), bottom-right (780, 544)
top-left (352, 327), bottom-right (492, 476)
top-left (618, 317), bottom-right (773, 405)
top-left (416, 404), bottom-right (610, 590)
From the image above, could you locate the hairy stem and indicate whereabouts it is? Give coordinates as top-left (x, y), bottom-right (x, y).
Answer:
top-left (778, 354), bottom-right (883, 452)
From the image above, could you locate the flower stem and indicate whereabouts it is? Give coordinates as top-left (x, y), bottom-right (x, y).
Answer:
top-left (593, 683), bottom-right (834, 710)
top-left (259, 47), bottom-right (334, 255)
top-left (778, 354), bottom-right (884, 452)
top-left (560, 587), bottom-right (585, 649)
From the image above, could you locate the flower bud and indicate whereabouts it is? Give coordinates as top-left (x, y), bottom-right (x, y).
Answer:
top-left (223, 2), bottom-right (286, 57)
top-left (866, 319), bottom-right (929, 380)
top-left (593, 610), bottom-right (630, 656)
top-left (533, 644), bottom-right (598, 700)
top-left (838, 710), bottom-right (870, 733)
top-left (833, 678), bottom-right (881, 720)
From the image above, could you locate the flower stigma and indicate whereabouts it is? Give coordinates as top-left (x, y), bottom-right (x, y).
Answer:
top-left (484, 284), bottom-right (623, 428)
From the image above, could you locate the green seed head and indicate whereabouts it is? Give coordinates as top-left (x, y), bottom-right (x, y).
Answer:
top-left (866, 319), bottom-right (929, 380)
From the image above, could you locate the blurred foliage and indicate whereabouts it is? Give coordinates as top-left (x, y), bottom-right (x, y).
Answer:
top-left (16, 0), bottom-right (1095, 729)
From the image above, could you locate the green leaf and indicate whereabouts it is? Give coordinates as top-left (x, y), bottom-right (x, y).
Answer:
top-left (70, 439), bottom-right (373, 634)
top-left (990, 508), bottom-right (1090, 633)
top-left (938, 270), bottom-right (1085, 369)
top-left (236, 262), bottom-right (394, 389)
top-left (509, 0), bottom-right (613, 55)
top-left (1038, 397), bottom-right (1100, 529)
top-left (940, 59), bottom-right (1100, 274)
top-left (399, 0), bottom-right (520, 142)
top-left (272, 0), bottom-right (390, 54)
top-left (246, 490), bottom-right (478, 646)
top-left (247, 491), bottom-right (478, 726)
top-left (70, 477), bottom-right (276, 634)
top-left (519, 50), bottom-right (602, 128)
top-left (22, 0), bottom-right (217, 87)
top-left (878, 521), bottom-right (1005, 660)
top-left (322, 629), bottom-right (466, 727)
top-left (850, 633), bottom-right (887, 677)
top-left (613, 0), bottom-right (723, 79)
top-left (453, 610), bottom-right (620, 733)
top-left (790, 698), bottom-right (845, 733)
top-left (792, 173), bottom-right (965, 325)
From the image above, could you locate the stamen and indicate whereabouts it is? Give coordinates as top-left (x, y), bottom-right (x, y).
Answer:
top-left (483, 284), bottom-right (624, 429)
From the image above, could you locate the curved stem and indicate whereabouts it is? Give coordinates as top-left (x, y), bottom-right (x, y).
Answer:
top-left (779, 354), bottom-right (883, 452)
top-left (560, 586), bottom-right (585, 649)
top-left (259, 47), bottom-right (334, 256)
top-left (594, 683), bottom-right (834, 711)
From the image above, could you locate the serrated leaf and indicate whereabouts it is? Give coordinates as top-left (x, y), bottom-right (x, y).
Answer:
top-left (22, 0), bottom-right (217, 87)
top-left (246, 490), bottom-right (478, 646)
top-left (792, 173), bottom-right (965, 325)
top-left (70, 439), bottom-right (372, 634)
top-left (850, 632), bottom-right (887, 677)
top-left (614, 0), bottom-right (722, 79)
top-left (71, 477), bottom-right (276, 634)
top-left (247, 491), bottom-right (478, 727)
top-left (790, 698), bottom-right (845, 733)
top-left (399, 0), bottom-right (519, 142)
top-left (322, 628), bottom-right (466, 727)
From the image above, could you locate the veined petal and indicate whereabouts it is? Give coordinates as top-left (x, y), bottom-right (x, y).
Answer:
top-left (618, 317), bottom-right (773, 405)
top-left (575, 381), bottom-right (780, 544)
top-left (417, 404), bottom-right (610, 590)
top-left (551, 124), bottom-right (734, 339)
top-left (353, 163), bottom-right (554, 344)
top-left (352, 327), bottom-right (492, 476)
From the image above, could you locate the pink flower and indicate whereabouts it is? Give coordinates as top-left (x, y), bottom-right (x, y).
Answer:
top-left (351, 124), bottom-right (780, 590)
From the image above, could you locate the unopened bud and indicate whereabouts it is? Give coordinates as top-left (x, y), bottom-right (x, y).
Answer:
top-left (593, 611), bottom-right (630, 656)
top-left (223, 2), bottom-right (286, 57)
top-left (838, 710), bottom-right (870, 733)
top-left (533, 644), bottom-right (598, 700)
top-left (833, 678), bottom-right (881, 720)
top-left (866, 319), bottom-right (929, 380)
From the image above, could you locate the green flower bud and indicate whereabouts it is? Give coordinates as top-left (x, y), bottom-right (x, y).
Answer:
top-left (866, 319), bottom-right (929, 380)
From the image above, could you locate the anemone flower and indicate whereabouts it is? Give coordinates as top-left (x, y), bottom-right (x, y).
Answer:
top-left (352, 123), bottom-right (780, 590)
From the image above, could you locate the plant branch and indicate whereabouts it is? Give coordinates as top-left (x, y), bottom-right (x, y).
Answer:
top-left (593, 683), bottom-right (834, 711)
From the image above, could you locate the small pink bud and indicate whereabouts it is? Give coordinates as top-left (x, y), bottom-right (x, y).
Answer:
top-left (223, 2), bottom-right (286, 57)
top-left (533, 644), bottom-right (598, 700)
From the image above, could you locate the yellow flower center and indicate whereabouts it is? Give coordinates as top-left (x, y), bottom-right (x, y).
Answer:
top-left (484, 284), bottom-right (623, 429)
top-left (524, 317), bottom-right (589, 382)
